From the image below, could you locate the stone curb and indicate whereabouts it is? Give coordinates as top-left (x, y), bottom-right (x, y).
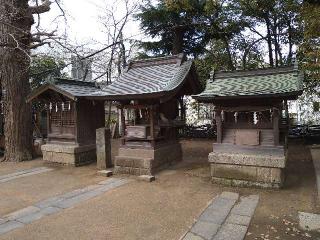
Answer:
top-left (0, 178), bottom-right (130, 236)
top-left (180, 192), bottom-right (259, 240)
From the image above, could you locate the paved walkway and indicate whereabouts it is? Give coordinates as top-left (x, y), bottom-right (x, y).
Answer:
top-left (0, 167), bottom-right (53, 184)
top-left (0, 178), bottom-right (130, 235)
top-left (182, 192), bottom-right (259, 240)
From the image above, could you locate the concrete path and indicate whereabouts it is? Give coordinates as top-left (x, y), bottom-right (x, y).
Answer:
top-left (0, 167), bottom-right (53, 184)
top-left (181, 192), bottom-right (259, 240)
top-left (0, 178), bottom-right (130, 235)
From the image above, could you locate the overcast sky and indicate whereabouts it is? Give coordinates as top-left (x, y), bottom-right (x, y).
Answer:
top-left (37, 0), bottom-right (144, 50)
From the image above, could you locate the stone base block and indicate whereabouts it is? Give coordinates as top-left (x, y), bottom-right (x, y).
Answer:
top-left (138, 175), bottom-right (155, 182)
top-left (114, 142), bottom-right (182, 175)
top-left (97, 170), bottom-right (113, 177)
top-left (309, 144), bottom-right (320, 201)
top-left (209, 147), bottom-right (286, 188)
top-left (41, 144), bottom-right (96, 167)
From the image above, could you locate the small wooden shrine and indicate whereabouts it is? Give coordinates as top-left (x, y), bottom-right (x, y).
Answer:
top-left (194, 65), bottom-right (303, 188)
top-left (96, 54), bottom-right (201, 175)
top-left (27, 79), bottom-right (106, 166)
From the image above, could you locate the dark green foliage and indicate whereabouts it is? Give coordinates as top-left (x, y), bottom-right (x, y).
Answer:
top-left (30, 55), bottom-right (67, 89)
top-left (299, 0), bottom-right (320, 89)
top-left (137, 0), bottom-right (319, 89)
top-left (136, 0), bottom-right (246, 57)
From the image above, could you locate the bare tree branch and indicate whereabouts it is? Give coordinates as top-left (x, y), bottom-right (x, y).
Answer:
top-left (29, 0), bottom-right (52, 14)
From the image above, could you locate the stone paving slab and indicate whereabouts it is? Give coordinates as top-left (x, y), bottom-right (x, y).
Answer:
top-left (53, 189), bottom-right (102, 209)
top-left (190, 221), bottom-right (220, 240)
top-left (213, 223), bottom-right (247, 240)
top-left (182, 192), bottom-right (259, 240)
top-left (207, 197), bottom-right (237, 211)
top-left (16, 207), bottom-right (61, 224)
top-left (298, 211), bottom-right (320, 231)
top-left (98, 178), bottom-right (119, 185)
top-left (225, 214), bottom-right (251, 226)
top-left (0, 219), bottom-right (7, 225)
top-left (183, 232), bottom-right (204, 240)
top-left (219, 192), bottom-right (239, 200)
top-left (0, 221), bottom-right (24, 235)
top-left (4, 206), bottom-right (41, 221)
top-left (230, 195), bottom-right (259, 217)
top-left (0, 167), bottom-right (53, 184)
top-left (199, 208), bottom-right (230, 225)
top-left (34, 196), bottom-right (64, 209)
top-left (0, 177), bottom-right (130, 236)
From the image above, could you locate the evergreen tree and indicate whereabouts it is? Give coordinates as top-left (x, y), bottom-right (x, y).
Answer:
top-left (300, 0), bottom-right (320, 88)
top-left (136, 0), bottom-right (245, 58)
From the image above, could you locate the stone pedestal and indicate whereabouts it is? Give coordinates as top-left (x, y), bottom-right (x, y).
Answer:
top-left (209, 144), bottom-right (286, 188)
top-left (41, 144), bottom-right (96, 166)
top-left (96, 128), bottom-right (112, 169)
top-left (114, 142), bottom-right (182, 175)
top-left (33, 138), bottom-right (46, 157)
top-left (309, 144), bottom-right (320, 201)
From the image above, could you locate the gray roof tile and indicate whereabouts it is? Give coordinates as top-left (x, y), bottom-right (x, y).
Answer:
top-left (97, 54), bottom-right (194, 98)
top-left (194, 66), bottom-right (303, 100)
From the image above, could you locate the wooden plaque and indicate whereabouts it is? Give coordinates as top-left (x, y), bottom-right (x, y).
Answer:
top-left (235, 129), bottom-right (260, 146)
top-left (126, 126), bottom-right (148, 139)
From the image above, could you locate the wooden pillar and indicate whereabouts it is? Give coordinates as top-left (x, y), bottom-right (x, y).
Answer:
top-left (73, 101), bottom-right (78, 144)
top-left (273, 108), bottom-right (279, 146)
top-left (215, 110), bottom-right (222, 143)
top-left (284, 100), bottom-right (290, 128)
top-left (120, 107), bottom-right (125, 145)
top-left (46, 108), bottom-right (50, 142)
top-left (150, 106), bottom-right (155, 147)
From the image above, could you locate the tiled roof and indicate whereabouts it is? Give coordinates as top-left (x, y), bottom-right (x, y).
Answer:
top-left (53, 79), bottom-right (104, 97)
top-left (27, 54), bottom-right (200, 102)
top-left (193, 66), bottom-right (303, 101)
top-left (96, 54), bottom-right (198, 99)
top-left (26, 79), bottom-right (105, 102)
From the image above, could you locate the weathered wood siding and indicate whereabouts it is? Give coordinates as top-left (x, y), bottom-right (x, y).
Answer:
top-left (222, 128), bottom-right (274, 146)
top-left (76, 100), bottom-right (105, 145)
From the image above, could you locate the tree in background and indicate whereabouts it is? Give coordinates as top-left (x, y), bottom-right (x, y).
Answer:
top-left (137, 0), bottom-right (307, 85)
top-left (238, 0), bottom-right (302, 67)
top-left (300, 0), bottom-right (320, 88)
top-left (136, 0), bottom-right (246, 58)
top-left (30, 55), bottom-right (66, 89)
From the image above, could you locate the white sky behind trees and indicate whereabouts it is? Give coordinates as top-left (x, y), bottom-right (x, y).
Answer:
top-left (35, 0), bottom-right (144, 54)
top-left (32, 0), bottom-right (146, 81)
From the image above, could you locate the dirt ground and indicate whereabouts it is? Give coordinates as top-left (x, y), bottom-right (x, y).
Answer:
top-left (181, 138), bottom-right (320, 240)
top-left (244, 139), bottom-right (320, 240)
top-left (0, 139), bottom-right (319, 240)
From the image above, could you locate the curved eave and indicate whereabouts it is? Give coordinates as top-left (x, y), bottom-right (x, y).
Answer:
top-left (85, 91), bottom-right (166, 102)
top-left (26, 84), bottom-right (76, 103)
top-left (85, 62), bottom-right (201, 103)
top-left (193, 90), bottom-right (303, 103)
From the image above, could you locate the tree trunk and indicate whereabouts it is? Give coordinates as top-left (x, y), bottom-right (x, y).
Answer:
top-left (223, 38), bottom-right (235, 70)
top-left (265, 17), bottom-right (274, 67)
top-left (0, 0), bottom-right (34, 161)
top-left (287, 20), bottom-right (293, 64)
top-left (172, 27), bottom-right (184, 54)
